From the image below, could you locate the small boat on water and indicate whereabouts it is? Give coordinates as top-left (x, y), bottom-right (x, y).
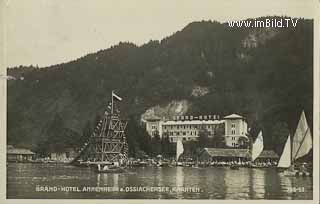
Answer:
top-left (156, 160), bottom-right (170, 167)
top-left (95, 163), bottom-right (126, 173)
top-left (138, 161), bottom-right (149, 167)
top-left (176, 162), bottom-right (183, 166)
top-left (230, 165), bottom-right (240, 170)
top-left (277, 111), bottom-right (312, 177)
top-left (250, 164), bottom-right (275, 169)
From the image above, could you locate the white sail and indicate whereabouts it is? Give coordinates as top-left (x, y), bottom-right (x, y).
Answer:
top-left (294, 127), bottom-right (312, 160)
top-left (292, 110), bottom-right (312, 160)
top-left (277, 135), bottom-right (291, 168)
top-left (176, 139), bottom-right (184, 161)
top-left (252, 131), bottom-right (264, 161)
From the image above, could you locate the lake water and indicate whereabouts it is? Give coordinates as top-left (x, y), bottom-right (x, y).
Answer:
top-left (7, 163), bottom-right (313, 199)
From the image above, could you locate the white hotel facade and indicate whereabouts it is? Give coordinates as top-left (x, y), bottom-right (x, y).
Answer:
top-left (145, 114), bottom-right (249, 148)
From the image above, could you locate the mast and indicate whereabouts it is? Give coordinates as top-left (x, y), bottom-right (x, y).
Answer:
top-left (111, 90), bottom-right (114, 114)
top-left (290, 110), bottom-right (312, 167)
top-left (292, 127), bottom-right (311, 161)
top-left (290, 133), bottom-right (293, 166)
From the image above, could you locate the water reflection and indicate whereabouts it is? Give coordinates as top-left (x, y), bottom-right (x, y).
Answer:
top-left (224, 168), bottom-right (250, 199)
top-left (156, 168), bottom-right (164, 199)
top-left (113, 174), bottom-right (119, 188)
top-left (279, 172), bottom-right (293, 199)
top-left (6, 163), bottom-right (313, 199)
top-left (250, 169), bottom-right (266, 199)
top-left (175, 167), bottom-right (184, 199)
top-left (97, 174), bottom-right (100, 187)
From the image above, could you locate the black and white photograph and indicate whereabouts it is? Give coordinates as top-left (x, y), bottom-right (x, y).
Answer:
top-left (1, 0), bottom-right (319, 202)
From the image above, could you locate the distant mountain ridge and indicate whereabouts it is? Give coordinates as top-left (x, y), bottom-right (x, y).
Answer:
top-left (7, 17), bottom-right (313, 154)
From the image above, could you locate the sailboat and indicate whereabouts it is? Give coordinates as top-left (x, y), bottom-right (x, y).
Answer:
top-left (252, 131), bottom-right (264, 161)
top-left (277, 110), bottom-right (312, 177)
top-left (176, 138), bottom-right (184, 166)
top-left (250, 131), bottom-right (265, 168)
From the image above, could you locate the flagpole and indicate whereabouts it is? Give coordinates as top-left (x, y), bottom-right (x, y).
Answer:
top-left (111, 90), bottom-right (114, 115)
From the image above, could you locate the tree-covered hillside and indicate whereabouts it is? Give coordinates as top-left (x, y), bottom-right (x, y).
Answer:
top-left (7, 17), bottom-right (313, 155)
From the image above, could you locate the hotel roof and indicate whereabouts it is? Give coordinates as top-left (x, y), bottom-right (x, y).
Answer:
top-left (256, 150), bottom-right (279, 159)
top-left (144, 115), bottom-right (162, 121)
top-left (224, 114), bottom-right (244, 119)
top-left (7, 146), bottom-right (35, 155)
top-left (163, 120), bottom-right (224, 125)
top-left (201, 148), bottom-right (251, 158)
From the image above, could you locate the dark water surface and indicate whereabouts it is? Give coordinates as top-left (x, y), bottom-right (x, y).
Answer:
top-left (7, 163), bottom-right (312, 199)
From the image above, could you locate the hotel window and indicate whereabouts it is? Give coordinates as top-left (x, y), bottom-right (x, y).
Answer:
top-left (231, 123), bottom-right (235, 128)
top-left (183, 125), bottom-right (185, 129)
top-left (190, 132), bottom-right (193, 136)
top-left (183, 137), bottom-right (186, 141)
top-left (232, 130), bottom-right (235, 135)
top-left (177, 126), bottom-right (179, 129)
top-left (183, 132), bottom-right (186, 136)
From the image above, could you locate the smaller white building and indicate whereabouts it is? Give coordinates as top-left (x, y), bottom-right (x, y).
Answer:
top-left (144, 116), bottom-right (162, 138)
top-left (224, 114), bottom-right (249, 148)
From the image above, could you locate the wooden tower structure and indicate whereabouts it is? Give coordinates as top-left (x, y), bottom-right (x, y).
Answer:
top-left (71, 91), bottom-right (128, 165)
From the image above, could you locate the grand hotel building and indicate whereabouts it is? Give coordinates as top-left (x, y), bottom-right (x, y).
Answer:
top-left (145, 114), bottom-right (249, 148)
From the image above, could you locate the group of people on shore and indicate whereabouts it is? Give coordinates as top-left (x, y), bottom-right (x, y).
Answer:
top-left (191, 160), bottom-right (278, 168)
top-left (126, 157), bottom-right (279, 168)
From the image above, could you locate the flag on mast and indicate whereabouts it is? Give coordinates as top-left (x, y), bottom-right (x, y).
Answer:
top-left (107, 102), bottom-right (112, 110)
top-left (112, 91), bottom-right (122, 101)
top-left (251, 131), bottom-right (264, 161)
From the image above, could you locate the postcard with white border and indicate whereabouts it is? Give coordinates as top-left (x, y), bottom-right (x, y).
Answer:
top-left (1, 0), bottom-right (319, 203)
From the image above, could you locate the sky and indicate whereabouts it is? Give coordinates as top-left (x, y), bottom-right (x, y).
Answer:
top-left (3, 0), bottom-right (317, 68)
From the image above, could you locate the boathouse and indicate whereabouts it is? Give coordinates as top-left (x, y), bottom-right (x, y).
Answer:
top-left (7, 145), bottom-right (35, 162)
top-left (198, 148), bottom-right (251, 162)
top-left (254, 150), bottom-right (279, 163)
top-left (50, 148), bottom-right (77, 162)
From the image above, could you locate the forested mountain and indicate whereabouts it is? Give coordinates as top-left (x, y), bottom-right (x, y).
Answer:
top-left (7, 17), bottom-right (313, 155)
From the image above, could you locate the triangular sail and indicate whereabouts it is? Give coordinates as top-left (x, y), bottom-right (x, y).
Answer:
top-left (176, 139), bottom-right (184, 161)
top-left (294, 127), bottom-right (312, 160)
top-left (292, 110), bottom-right (312, 161)
top-left (251, 131), bottom-right (264, 161)
top-left (277, 135), bottom-right (291, 168)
